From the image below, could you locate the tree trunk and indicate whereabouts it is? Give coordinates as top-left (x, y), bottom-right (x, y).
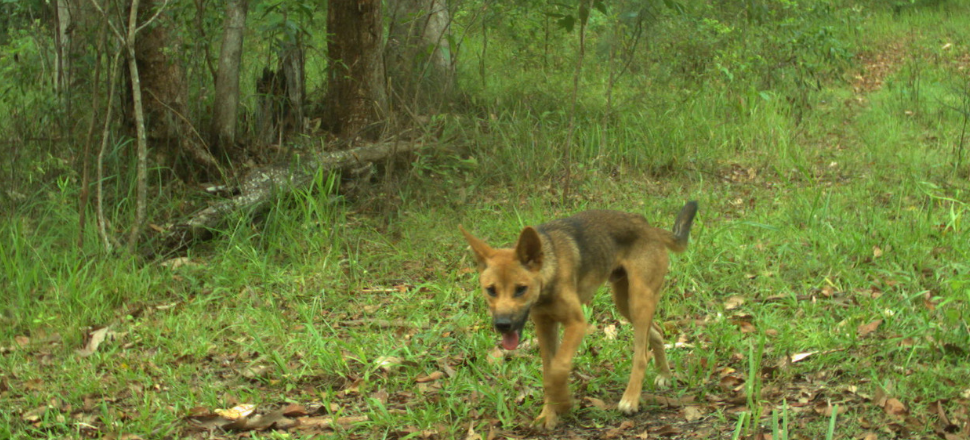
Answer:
top-left (134, 0), bottom-right (220, 178)
top-left (385, 0), bottom-right (454, 114)
top-left (210, 0), bottom-right (249, 158)
top-left (126, 0), bottom-right (149, 253)
top-left (54, 0), bottom-right (72, 95)
top-left (325, 0), bottom-right (387, 140)
top-left (253, 38), bottom-right (304, 149)
top-left (281, 39), bottom-right (305, 134)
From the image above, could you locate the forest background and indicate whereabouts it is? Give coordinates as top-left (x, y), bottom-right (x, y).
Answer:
top-left (1, 0), bottom-right (969, 438)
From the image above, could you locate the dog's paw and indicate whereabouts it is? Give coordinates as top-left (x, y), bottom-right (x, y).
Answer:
top-left (654, 374), bottom-right (673, 389)
top-left (553, 397), bottom-right (574, 414)
top-left (534, 405), bottom-right (559, 430)
top-left (617, 397), bottom-right (639, 415)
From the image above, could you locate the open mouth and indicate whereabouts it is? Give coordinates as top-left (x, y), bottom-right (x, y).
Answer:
top-left (500, 330), bottom-right (521, 350)
top-left (494, 310), bottom-right (529, 350)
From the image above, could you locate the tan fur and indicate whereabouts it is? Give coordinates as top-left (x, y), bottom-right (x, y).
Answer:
top-left (460, 202), bottom-right (697, 429)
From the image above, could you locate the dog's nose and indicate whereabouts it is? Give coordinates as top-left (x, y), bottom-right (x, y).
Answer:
top-left (494, 316), bottom-right (513, 333)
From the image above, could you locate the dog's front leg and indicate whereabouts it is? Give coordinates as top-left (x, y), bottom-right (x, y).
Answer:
top-left (533, 315), bottom-right (586, 429)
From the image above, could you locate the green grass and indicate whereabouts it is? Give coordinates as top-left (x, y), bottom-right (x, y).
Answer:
top-left (3, 1), bottom-right (970, 439)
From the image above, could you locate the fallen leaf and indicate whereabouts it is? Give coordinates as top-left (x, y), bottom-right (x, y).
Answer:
top-left (342, 377), bottom-right (362, 395)
top-left (874, 385), bottom-right (890, 407)
top-left (375, 356), bottom-right (404, 371)
top-left (604, 324), bottom-right (618, 340)
top-left (883, 397), bottom-right (908, 418)
top-left (295, 415), bottom-right (368, 429)
top-left (240, 364), bottom-right (271, 379)
top-left (225, 408), bottom-right (293, 431)
top-left (642, 394), bottom-right (695, 407)
top-left (738, 320), bottom-right (756, 333)
top-left (22, 406), bottom-right (47, 423)
top-left (486, 347), bottom-right (504, 365)
top-left (857, 320), bottom-right (883, 338)
top-left (730, 314), bottom-right (756, 333)
top-left (23, 378), bottom-right (43, 391)
top-left (415, 371), bottom-right (445, 383)
top-left (280, 403), bottom-right (307, 417)
top-left (370, 389), bottom-right (389, 404)
top-left (724, 295), bottom-right (745, 310)
top-left (821, 285), bottom-right (836, 297)
top-left (813, 400), bottom-right (847, 417)
top-left (438, 357), bottom-right (457, 377)
top-left (464, 422), bottom-right (482, 440)
top-left (651, 424), bottom-right (682, 436)
top-left (215, 404), bottom-right (256, 420)
top-left (584, 397), bottom-right (609, 410)
top-left (160, 257), bottom-right (195, 268)
top-left (604, 420), bottom-right (635, 439)
top-left (791, 351), bottom-right (817, 363)
top-left (719, 375), bottom-right (744, 392)
top-left (76, 327), bottom-right (110, 357)
top-left (14, 335), bottom-right (29, 348)
top-left (873, 246), bottom-right (883, 258)
top-left (683, 405), bottom-right (704, 421)
top-left (858, 432), bottom-right (878, 440)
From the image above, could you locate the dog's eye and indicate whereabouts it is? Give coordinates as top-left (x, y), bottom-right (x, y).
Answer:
top-left (514, 285), bottom-right (528, 297)
top-left (485, 286), bottom-right (497, 297)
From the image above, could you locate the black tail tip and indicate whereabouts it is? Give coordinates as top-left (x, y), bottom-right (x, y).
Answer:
top-left (674, 201), bottom-right (698, 240)
top-left (681, 200), bottom-right (699, 219)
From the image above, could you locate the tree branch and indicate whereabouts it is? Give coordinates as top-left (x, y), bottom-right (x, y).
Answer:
top-left (145, 140), bottom-right (427, 259)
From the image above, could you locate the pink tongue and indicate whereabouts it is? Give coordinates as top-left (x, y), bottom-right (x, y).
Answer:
top-left (501, 332), bottom-right (520, 350)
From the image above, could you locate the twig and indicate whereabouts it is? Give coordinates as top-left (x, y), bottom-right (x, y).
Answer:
top-left (133, 0), bottom-right (171, 35)
top-left (97, 49), bottom-right (125, 253)
top-left (79, 23), bottom-right (108, 250)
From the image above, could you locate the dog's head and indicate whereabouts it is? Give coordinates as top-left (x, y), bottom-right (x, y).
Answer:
top-left (459, 225), bottom-right (545, 350)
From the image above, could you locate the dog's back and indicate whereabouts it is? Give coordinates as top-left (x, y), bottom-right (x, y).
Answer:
top-left (536, 205), bottom-right (696, 277)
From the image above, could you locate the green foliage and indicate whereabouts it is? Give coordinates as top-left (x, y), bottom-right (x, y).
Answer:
top-left (253, 0), bottom-right (316, 52)
top-left (3, 0), bottom-right (970, 438)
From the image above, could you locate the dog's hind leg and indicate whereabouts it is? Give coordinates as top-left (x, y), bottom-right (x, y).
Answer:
top-left (616, 272), bottom-right (663, 415)
top-left (610, 271), bottom-right (631, 320)
top-left (649, 321), bottom-right (673, 387)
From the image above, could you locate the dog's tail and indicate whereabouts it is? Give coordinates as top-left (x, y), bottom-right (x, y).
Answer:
top-left (665, 201), bottom-right (698, 253)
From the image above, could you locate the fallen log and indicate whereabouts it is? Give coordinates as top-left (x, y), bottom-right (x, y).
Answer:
top-left (144, 140), bottom-right (423, 259)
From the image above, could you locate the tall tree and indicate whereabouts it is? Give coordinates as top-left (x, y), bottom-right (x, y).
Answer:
top-left (210, 0), bottom-right (249, 157)
top-left (53, 0), bottom-right (73, 95)
top-left (134, 0), bottom-right (219, 177)
top-left (324, 0), bottom-right (387, 139)
top-left (385, 0), bottom-right (454, 114)
top-left (279, 33), bottom-right (305, 136)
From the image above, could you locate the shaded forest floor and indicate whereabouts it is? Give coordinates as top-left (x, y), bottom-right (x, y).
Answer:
top-left (4, 5), bottom-right (970, 440)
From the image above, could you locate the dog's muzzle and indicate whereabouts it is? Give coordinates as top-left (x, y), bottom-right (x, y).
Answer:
top-left (493, 309), bottom-right (530, 350)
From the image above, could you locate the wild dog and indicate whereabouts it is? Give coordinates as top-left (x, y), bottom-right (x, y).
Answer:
top-left (460, 202), bottom-right (697, 429)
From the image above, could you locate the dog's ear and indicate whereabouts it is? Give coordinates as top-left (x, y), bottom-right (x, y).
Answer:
top-left (459, 225), bottom-right (494, 269)
top-left (515, 227), bottom-right (543, 272)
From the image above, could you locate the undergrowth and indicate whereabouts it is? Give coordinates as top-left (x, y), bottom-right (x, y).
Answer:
top-left (2, 1), bottom-right (970, 439)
